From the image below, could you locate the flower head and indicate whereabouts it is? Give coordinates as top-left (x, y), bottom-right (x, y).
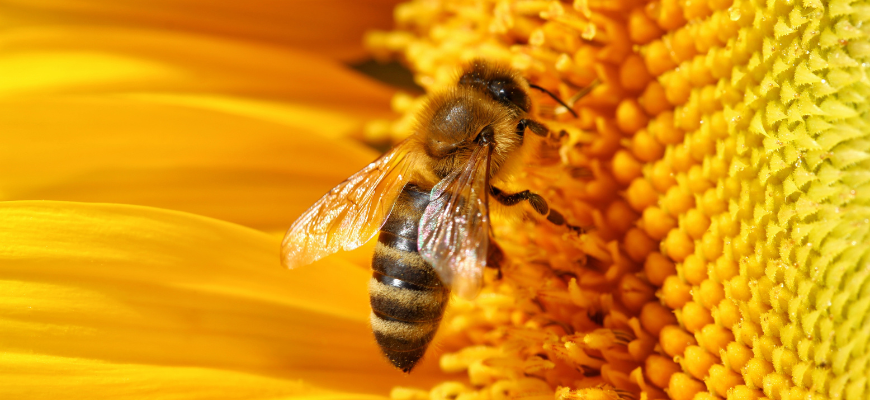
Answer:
top-left (367, 0), bottom-right (870, 399)
top-left (3, 0), bottom-right (869, 400)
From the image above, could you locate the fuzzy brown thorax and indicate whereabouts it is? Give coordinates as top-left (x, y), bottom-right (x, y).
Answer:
top-left (416, 87), bottom-right (524, 182)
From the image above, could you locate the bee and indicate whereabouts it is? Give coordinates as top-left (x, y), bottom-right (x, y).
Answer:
top-left (281, 60), bottom-right (576, 372)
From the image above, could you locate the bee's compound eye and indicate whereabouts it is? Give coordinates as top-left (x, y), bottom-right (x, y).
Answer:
top-left (488, 80), bottom-right (507, 99)
top-left (488, 80), bottom-right (530, 112)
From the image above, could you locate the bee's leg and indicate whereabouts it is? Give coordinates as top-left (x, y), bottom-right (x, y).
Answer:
top-left (486, 241), bottom-right (504, 280)
top-left (490, 187), bottom-right (586, 234)
top-left (517, 119), bottom-right (549, 137)
top-left (490, 187), bottom-right (548, 213)
top-left (544, 209), bottom-right (586, 234)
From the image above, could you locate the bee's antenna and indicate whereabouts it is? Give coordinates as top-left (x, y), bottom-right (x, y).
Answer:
top-left (528, 83), bottom-right (579, 118)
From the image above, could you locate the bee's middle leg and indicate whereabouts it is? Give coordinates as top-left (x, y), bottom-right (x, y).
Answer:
top-left (490, 187), bottom-right (585, 233)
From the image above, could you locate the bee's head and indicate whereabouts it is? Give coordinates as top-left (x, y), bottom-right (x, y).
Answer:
top-left (457, 59), bottom-right (531, 114)
top-left (416, 88), bottom-right (524, 180)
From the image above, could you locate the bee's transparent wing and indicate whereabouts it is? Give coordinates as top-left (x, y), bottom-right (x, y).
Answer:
top-left (281, 140), bottom-right (418, 269)
top-left (418, 145), bottom-right (491, 300)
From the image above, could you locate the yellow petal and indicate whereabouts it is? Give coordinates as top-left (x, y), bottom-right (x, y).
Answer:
top-left (2, 353), bottom-right (386, 400)
top-left (0, 201), bottom-right (449, 396)
top-left (0, 95), bottom-right (380, 231)
top-left (4, 0), bottom-right (403, 61)
top-left (0, 26), bottom-right (396, 119)
top-left (0, 23), bottom-right (402, 230)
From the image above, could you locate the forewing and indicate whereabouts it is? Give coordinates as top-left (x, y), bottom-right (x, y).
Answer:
top-left (281, 140), bottom-right (417, 269)
top-left (418, 145), bottom-right (491, 300)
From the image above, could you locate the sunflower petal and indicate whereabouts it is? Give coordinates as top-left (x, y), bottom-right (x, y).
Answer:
top-left (1, 353), bottom-right (386, 400)
top-left (0, 201), bottom-right (448, 396)
top-left (0, 22), bottom-right (402, 230)
top-left (3, 0), bottom-right (402, 61)
top-left (0, 95), bottom-right (383, 231)
top-left (0, 26), bottom-right (396, 117)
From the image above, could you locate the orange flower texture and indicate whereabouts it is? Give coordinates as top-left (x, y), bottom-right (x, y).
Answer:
top-left (2, 1), bottom-right (869, 400)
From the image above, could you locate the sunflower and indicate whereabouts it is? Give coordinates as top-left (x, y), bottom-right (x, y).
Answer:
top-left (2, 1), bottom-right (869, 400)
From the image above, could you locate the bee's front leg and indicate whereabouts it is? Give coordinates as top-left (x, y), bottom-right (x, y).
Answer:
top-left (490, 187), bottom-right (585, 234)
top-left (517, 119), bottom-right (549, 137)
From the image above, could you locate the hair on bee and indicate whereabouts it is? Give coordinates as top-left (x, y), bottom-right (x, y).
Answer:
top-left (281, 59), bottom-right (585, 372)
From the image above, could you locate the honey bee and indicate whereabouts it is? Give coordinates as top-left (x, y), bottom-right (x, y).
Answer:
top-left (281, 60), bottom-right (576, 372)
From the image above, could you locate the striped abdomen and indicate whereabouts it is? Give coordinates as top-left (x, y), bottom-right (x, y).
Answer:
top-left (370, 184), bottom-right (450, 372)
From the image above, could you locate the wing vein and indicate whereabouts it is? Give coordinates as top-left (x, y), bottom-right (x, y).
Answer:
top-left (281, 140), bottom-right (418, 269)
top-left (418, 144), bottom-right (492, 299)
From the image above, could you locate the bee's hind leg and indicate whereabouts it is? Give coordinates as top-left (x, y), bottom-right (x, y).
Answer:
top-left (490, 187), bottom-right (585, 234)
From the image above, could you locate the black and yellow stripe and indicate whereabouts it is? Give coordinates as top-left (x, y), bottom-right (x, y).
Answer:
top-left (369, 185), bottom-right (450, 373)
